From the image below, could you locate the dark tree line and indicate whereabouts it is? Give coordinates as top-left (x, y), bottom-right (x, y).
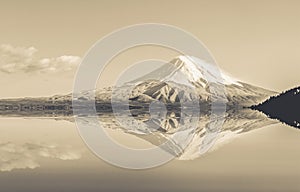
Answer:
top-left (251, 86), bottom-right (300, 129)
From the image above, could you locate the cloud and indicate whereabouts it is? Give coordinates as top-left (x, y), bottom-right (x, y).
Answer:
top-left (0, 142), bottom-right (82, 172)
top-left (0, 44), bottom-right (81, 73)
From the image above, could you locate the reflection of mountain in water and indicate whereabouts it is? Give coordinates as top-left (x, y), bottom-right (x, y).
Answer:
top-left (0, 55), bottom-right (289, 159)
top-left (94, 108), bottom-right (276, 160)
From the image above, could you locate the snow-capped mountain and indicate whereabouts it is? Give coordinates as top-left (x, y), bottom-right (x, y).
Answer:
top-left (75, 55), bottom-right (276, 108)
top-left (0, 55), bottom-right (280, 160)
top-left (72, 55), bottom-right (279, 159)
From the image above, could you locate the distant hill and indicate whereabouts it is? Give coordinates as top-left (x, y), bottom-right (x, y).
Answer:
top-left (251, 87), bottom-right (300, 129)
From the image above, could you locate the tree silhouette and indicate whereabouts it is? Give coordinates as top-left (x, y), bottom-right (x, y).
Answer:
top-left (251, 87), bottom-right (300, 129)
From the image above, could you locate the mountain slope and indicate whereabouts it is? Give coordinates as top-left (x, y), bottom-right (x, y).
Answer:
top-left (91, 55), bottom-right (277, 108)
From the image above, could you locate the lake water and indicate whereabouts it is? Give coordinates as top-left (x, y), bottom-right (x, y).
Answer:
top-left (0, 117), bottom-right (300, 192)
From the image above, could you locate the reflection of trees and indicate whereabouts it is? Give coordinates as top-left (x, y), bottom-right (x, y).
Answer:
top-left (252, 86), bottom-right (300, 128)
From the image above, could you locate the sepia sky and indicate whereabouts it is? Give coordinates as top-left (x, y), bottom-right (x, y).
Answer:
top-left (0, 0), bottom-right (300, 97)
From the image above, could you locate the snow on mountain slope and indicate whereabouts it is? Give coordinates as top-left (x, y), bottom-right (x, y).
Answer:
top-left (0, 55), bottom-right (280, 160)
top-left (73, 55), bottom-right (276, 108)
top-left (99, 55), bottom-right (277, 107)
top-left (175, 55), bottom-right (242, 87)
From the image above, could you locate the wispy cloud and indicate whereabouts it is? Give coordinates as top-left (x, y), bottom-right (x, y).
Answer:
top-left (0, 44), bottom-right (81, 73)
top-left (0, 142), bottom-right (82, 172)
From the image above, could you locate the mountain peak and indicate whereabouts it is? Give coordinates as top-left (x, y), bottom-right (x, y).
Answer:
top-left (169, 55), bottom-right (243, 87)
